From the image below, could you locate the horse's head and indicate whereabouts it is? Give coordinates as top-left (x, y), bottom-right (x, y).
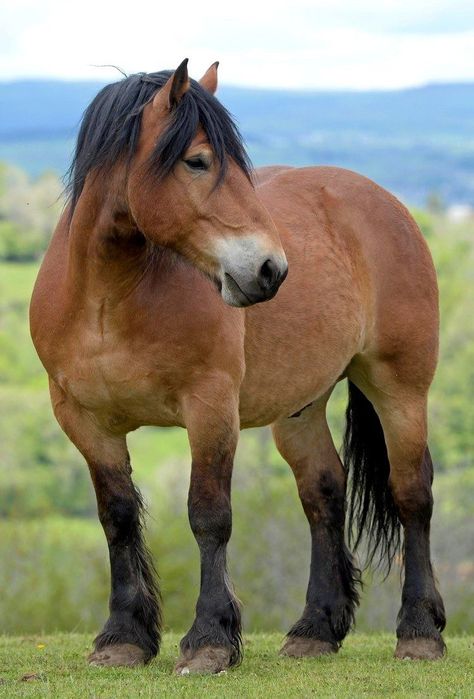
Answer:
top-left (126, 60), bottom-right (287, 307)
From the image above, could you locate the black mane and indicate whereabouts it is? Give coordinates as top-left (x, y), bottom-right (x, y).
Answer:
top-left (66, 70), bottom-right (252, 212)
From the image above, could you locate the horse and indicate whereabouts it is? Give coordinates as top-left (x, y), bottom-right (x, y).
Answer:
top-left (30, 59), bottom-right (446, 674)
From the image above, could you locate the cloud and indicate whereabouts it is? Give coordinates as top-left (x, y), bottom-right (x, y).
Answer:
top-left (0, 0), bottom-right (473, 88)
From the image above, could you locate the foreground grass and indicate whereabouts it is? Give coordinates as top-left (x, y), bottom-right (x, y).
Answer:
top-left (0, 634), bottom-right (472, 698)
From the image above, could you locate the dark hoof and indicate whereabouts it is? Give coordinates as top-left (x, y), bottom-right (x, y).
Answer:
top-left (395, 637), bottom-right (446, 660)
top-left (280, 637), bottom-right (337, 658)
top-left (88, 643), bottom-right (149, 667)
top-left (174, 646), bottom-right (232, 675)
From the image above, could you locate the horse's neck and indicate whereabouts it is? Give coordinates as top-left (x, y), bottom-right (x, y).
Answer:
top-left (66, 179), bottom-right (148, 303)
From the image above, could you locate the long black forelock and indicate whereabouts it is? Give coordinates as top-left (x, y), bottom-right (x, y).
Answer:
top-left (66, 69), bottom-right (253, 213)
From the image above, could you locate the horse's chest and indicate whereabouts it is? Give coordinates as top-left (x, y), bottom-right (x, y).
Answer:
top-left (58, 330), bottom-right (182, 427)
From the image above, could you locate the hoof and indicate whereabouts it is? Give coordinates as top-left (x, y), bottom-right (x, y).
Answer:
top-left (395, 637), bottom-right (445, 660)
top-left (88, 643), bottom-right (149, 667)
top-left (175, 645), bottom-right (232, 675)
top-left (280, 636), bottom-right (337, 658)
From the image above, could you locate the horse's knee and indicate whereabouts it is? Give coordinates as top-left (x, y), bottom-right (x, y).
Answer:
top-left (100, 495), bottom-right (139, 534)
top-left (188, 490), bottom-right (232, 544)
top-left (90, 463), bottom-right (140, 542)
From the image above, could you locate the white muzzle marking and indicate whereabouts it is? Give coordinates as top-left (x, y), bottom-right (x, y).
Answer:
top-left (212, 234), bottom-right (288, 307)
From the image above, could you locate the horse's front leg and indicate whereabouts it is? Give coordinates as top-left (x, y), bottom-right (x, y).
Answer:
top-left (49, 382), bottom-right (161, 667)
top-left (87, 455), bottom-right (161, 666)
top-left (175, 380), bottom-right (241, 675)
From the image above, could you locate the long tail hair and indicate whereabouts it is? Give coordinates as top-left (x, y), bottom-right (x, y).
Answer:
top-left (343, 381), bottom-right (401, 571)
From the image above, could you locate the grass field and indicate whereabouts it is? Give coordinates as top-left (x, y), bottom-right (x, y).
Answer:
top-left (0, 634), bottom-right (472, 698)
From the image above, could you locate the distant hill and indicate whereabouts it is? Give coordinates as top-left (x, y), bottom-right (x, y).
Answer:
top-left (0, 79), bottom-right (473, 205)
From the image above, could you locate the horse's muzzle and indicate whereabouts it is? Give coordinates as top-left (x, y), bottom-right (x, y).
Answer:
top-left (221, 258), bottom-right (288, 307)
top-left (212, 233), bottom-right (288, 307)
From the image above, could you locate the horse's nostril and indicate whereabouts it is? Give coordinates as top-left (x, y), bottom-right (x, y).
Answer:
top-left (259, 259), bottom-right (278, 289)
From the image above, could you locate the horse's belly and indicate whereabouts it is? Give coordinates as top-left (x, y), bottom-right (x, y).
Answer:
top-left (239, 345), bottom-right (349, 428)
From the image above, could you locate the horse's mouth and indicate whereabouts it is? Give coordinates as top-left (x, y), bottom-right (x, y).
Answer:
top-left (223, 273), bottom-right (253, 307)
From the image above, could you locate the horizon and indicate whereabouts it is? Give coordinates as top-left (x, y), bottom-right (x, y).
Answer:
top-left (0, 78), bottom-right (472, 207)
top-left (1, 76), bottom-right (474, 94)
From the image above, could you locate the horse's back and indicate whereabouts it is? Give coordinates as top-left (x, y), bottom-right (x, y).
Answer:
top-left (255, 164), bottom-right (438, 344)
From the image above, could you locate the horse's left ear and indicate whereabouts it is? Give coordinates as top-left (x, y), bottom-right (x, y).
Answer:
top-left (199, 61), bottom-right (219, 95)
top-left (153, 58), bottom-right (190, 112)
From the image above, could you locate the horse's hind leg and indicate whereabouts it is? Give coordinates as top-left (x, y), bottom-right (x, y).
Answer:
top-left (350, 364), bottom-right (446, 659)
top-left (50, 382), bottom-right (160, 666)
top-left (272, 396), bottom-right (361, 657)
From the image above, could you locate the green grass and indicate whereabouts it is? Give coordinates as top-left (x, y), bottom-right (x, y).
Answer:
top-left (0, 634), bottom-right (472, 698)
top-left (0, 261), bottom-right (39, 301)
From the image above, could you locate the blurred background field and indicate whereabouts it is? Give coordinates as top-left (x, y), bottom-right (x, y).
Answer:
top-left (0, 80), bottom-right (473, 639)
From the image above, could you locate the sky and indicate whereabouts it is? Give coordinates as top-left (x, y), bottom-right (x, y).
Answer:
top-left (1, 0), bottom-right (473, 90)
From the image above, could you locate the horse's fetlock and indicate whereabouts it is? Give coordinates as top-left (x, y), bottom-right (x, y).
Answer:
top-left (288, 612), bottom-right (338, 646)
top-left (95, 613), bottom-right (159, 658)
top-left (397, 594), bottom-right (446, 641)
top-left (180, 612), bottom-right (242, 667)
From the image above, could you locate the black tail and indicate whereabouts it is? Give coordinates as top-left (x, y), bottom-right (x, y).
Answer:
top-left (343, 381), bottom-right (401, 572)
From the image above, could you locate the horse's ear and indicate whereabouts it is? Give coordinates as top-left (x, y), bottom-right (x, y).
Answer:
top-left (199, 61), bottom-right (219, 95)
top-left (153, 58), bottom-right (190, 112)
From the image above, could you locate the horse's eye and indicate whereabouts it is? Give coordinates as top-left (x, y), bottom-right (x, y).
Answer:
top-left (184, 156), bottom-right (209, 171)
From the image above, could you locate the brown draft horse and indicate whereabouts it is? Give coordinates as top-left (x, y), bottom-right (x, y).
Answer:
top-left (30, 59), bottom-right (446, 673)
